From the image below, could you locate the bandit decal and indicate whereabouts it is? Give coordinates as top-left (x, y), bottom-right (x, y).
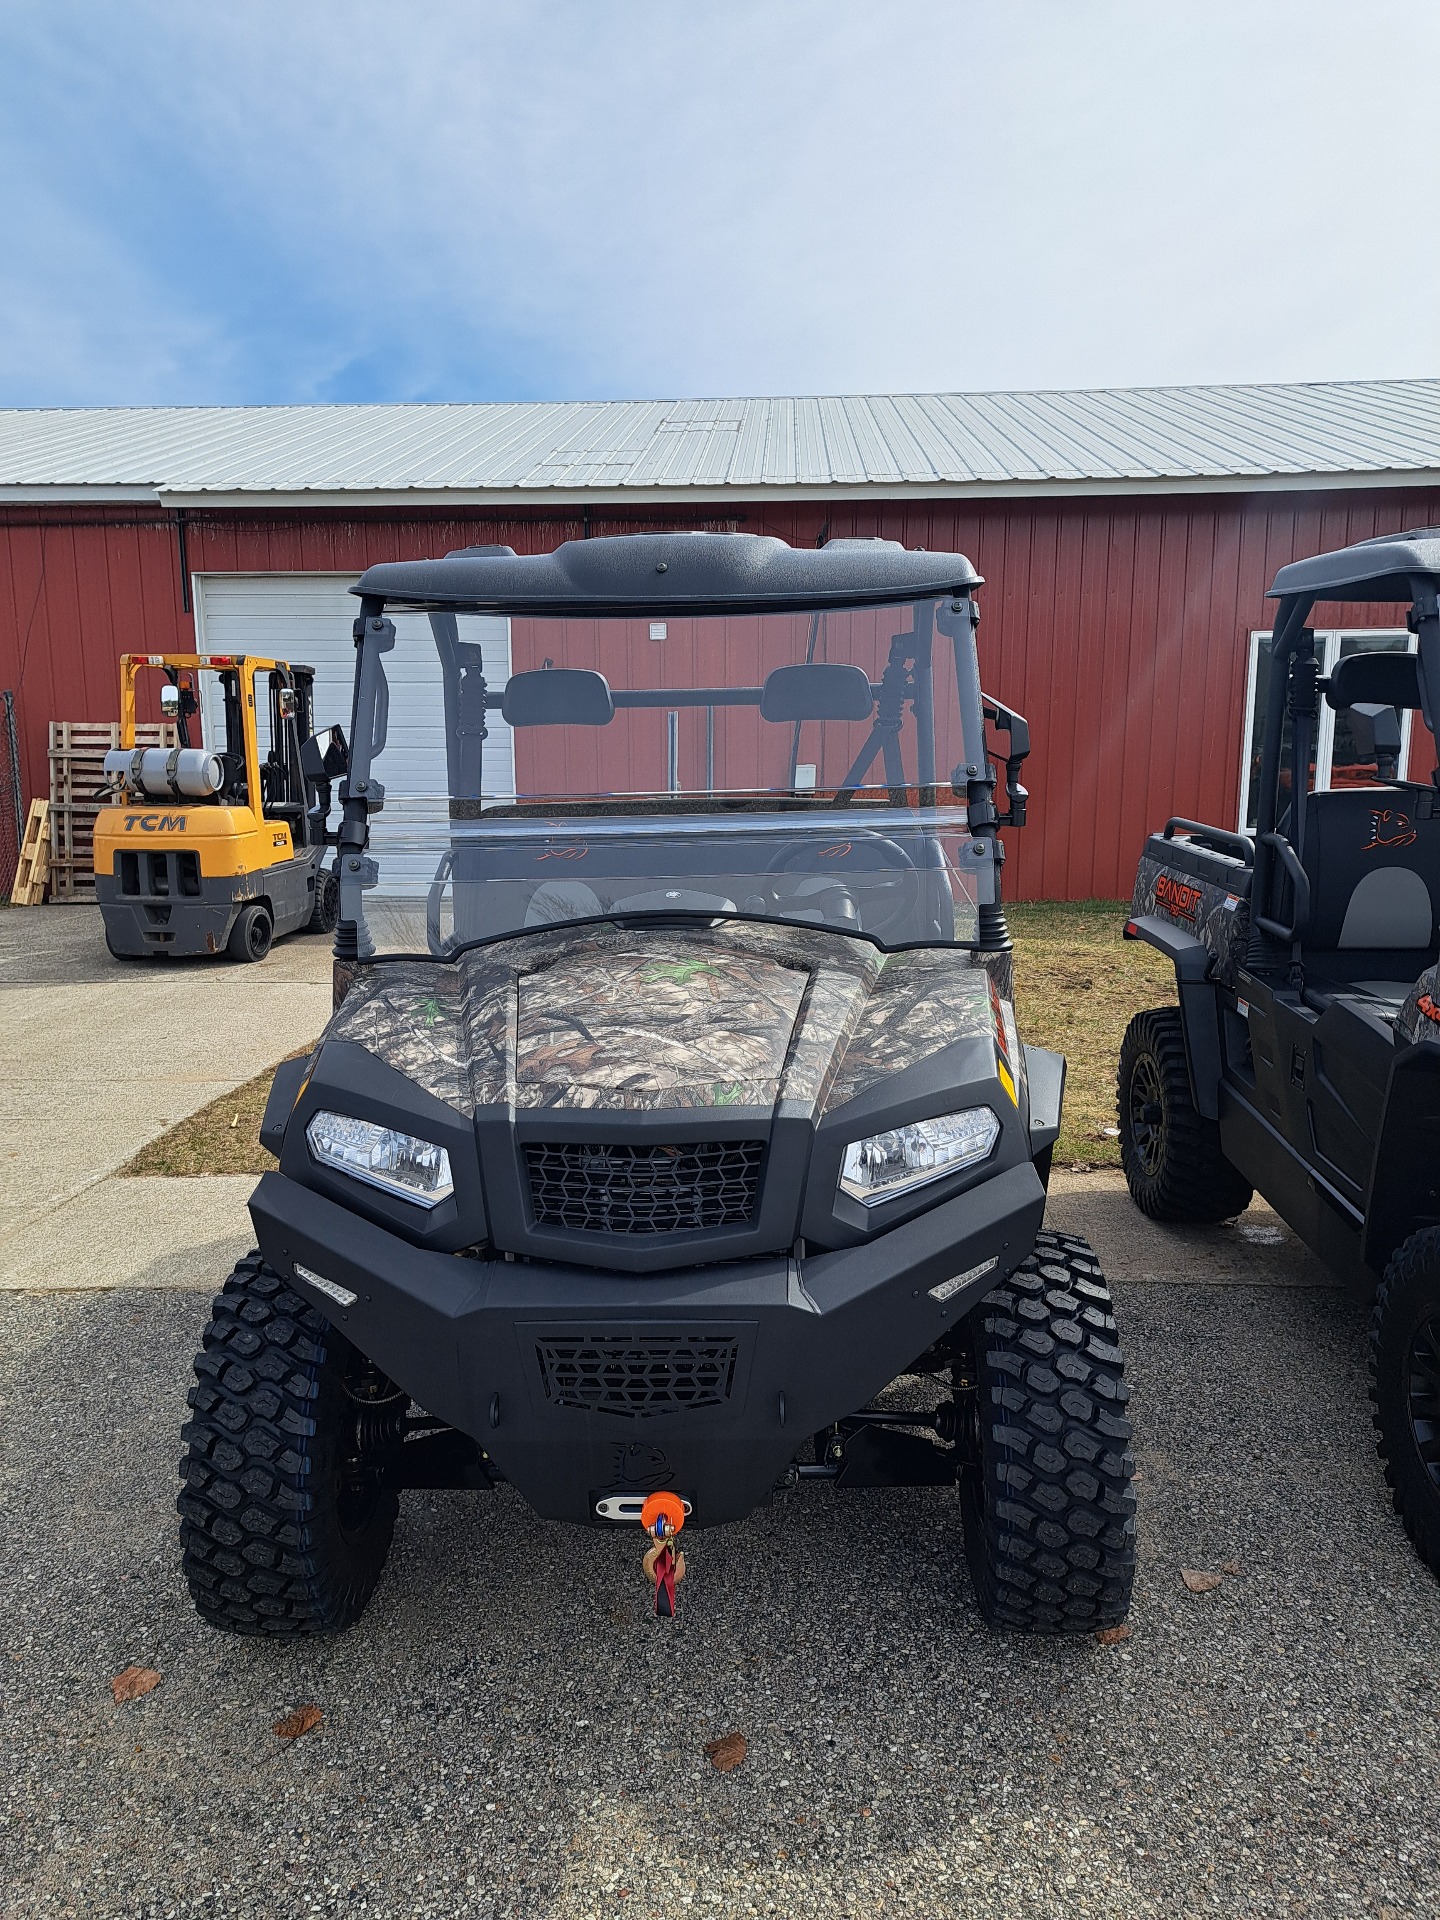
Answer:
top-left (1154, 873), bottom-right (1204, 925)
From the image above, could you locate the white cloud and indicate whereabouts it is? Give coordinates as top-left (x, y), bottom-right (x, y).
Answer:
top-left (0, 0), bottom-right (1436, 404)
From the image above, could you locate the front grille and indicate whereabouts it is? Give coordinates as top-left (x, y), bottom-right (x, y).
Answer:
top-left (524, 1139), bottom-right (764, 1235)
top-left (536, 1330), bottom-right (740, 1416)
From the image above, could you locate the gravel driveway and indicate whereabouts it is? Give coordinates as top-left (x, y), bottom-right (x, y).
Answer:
top-left (2, 1277), bottom-right (1436, 1919)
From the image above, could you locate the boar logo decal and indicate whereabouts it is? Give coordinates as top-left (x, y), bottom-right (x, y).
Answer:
top-left (1363, 809), bottom-right (1417, 851)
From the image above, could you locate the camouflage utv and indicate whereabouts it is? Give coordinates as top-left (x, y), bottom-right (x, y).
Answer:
top-left (178, 532), bottom-right (1137, 1636)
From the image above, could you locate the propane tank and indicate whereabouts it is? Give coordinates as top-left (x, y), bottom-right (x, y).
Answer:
top-left (103, 746), bottom-right (225, 798)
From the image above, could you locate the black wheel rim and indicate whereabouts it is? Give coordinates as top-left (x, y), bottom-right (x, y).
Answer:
top-left (249, 915), bottom-right (271, 959)
top-left (1405, 1311), bottom-right (1440, 1490)
top-left (1128, 1050), bottom-right (1166, 1177)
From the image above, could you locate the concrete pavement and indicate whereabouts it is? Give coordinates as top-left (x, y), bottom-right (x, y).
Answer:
top-left (0, 1174), bottom-right (257, 1291)
top-left (0, 903), bottom-right (329, 1283)
top-left (1044, 1169), bottom-right (1338, 1289)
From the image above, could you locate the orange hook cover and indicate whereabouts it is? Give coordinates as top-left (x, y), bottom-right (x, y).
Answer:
top-left (640, 1491), bottom-right (686, 1537)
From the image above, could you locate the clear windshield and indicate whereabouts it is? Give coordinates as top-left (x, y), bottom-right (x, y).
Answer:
top-left (358, 596), bottom-right (985, 954)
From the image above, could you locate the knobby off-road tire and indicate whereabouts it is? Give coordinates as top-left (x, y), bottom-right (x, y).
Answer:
top-left (1118, 1005), bottom-right (1252, 1223)
top-left (962, 1229), bottom-right (1137, 1634)
top-left (308, 868), bottom-right (339, 935)
top-left (179, 1253), bottom-right (404, 1635)
top-left (227, 902), bottom-right (273, 963)
top-left (1371, 1228), bottom-right (1440, 1580)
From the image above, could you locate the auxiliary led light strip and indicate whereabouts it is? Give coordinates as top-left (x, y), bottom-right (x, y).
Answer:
top-left (293, 1262), bottom-right (358, 1309)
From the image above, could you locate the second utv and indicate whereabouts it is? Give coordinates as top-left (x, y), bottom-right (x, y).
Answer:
top-left (1119, 528), bottom-right (1440, 1581)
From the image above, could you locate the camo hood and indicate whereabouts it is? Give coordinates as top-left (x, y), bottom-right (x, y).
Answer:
top-left (326, 921), bottom-right (1000, 1117)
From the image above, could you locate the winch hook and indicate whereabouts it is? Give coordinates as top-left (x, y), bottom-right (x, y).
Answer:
top-left (639, 1491), bottom-right (687, 1618)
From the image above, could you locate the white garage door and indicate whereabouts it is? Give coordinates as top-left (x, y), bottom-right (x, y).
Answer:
top-left (193, 573), bottom-right (513, 898)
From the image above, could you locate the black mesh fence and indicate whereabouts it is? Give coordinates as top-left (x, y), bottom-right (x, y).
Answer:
top-left (0, 692), bottom-right (23, 900)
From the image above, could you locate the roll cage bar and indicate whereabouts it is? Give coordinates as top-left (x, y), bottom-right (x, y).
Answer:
top-left (1249, 540), bottom-right (1440, 978)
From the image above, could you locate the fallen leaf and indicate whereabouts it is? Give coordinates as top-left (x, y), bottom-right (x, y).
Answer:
top-left (1221, 1559), bottom-right (1242, 1576)
top-left (1095, 1623), bottom-right (1132, 1645)
top-left (1182, 1568), bottom-right (1223, 1594)
top-left (703, 1732), bottom-right (747, 1773)
top-left (111, 1665), bottom-right (161, 1704)
top-left (273, 1703), bottom-right (323, 1740)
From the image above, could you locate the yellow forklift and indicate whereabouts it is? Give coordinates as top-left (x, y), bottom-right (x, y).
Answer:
top-left (94, 651), bottom-right (347, 962)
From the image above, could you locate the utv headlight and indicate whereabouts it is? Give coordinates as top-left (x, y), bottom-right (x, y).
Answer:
top-left (306, 1110), bottom-right (454, 1208)
top-left (839, 1106), bottom-right (1000, 1207)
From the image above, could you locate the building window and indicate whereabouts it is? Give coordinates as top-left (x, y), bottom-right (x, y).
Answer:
top-left (1237, 629), bottom-right (1416, 832)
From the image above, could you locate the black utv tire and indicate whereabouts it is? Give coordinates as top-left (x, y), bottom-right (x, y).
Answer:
top-left (1371, 1229), bottom-right (1440, 1580)
top-left (1118, 1006), bottom-right (1252, 1223)
top-left (227, 902), bottom-right (273, 963)
top-left (178, 1253), bottom-right (404, 1635)
top-left (308, 868), bottom-right (339, 935)
top-left (962, 1229), bottom-right (1136, 1634)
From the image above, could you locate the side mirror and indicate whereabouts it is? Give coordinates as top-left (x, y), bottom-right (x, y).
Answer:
top-left (302, 725), bottom-right (350, 783)
top-left (278, 686), bottom-right (298, 720)
top-left (159, 684), bottom-right (181, 718)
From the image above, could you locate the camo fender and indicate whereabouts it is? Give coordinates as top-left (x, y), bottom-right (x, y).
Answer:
top-left (1132, 852), bottom-right (1250, 988)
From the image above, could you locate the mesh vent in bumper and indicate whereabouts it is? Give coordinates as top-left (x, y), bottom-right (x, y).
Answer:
top-left (535, 1331), bottom-right (741, 1416)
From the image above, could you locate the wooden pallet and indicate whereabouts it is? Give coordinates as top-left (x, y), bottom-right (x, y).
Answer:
top-left (48, 721), bottom-right (176, 900)
top-left (10, 799), bottom-right (51, 905)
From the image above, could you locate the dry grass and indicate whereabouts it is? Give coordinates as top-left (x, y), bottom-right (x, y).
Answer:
top-left (121, 1048), bottom-right (311, 1177)
top-left (121, 901), bottom-right (1169, 1178)
top-left (1009, 899), bottom-right (1175, 1167)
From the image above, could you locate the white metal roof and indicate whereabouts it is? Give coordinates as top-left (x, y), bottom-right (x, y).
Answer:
top-left (3, 379), bottom-right (1440, 507)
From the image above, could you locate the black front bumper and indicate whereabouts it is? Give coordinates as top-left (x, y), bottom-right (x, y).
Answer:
top-left (248, 1161), bottom-right (1047, 1527)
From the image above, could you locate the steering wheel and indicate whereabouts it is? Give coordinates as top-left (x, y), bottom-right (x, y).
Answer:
top-left (764, 832), bottom-right (919, 940)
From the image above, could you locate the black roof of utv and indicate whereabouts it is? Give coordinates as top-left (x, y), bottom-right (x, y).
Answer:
top-left (1269, 527), bottom-right (1440, 603)
top-left (351, 531), bottom-right (983, 617)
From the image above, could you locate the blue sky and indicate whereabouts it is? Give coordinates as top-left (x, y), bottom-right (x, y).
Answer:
top-left (1, 0), bottom-right (1436, 407)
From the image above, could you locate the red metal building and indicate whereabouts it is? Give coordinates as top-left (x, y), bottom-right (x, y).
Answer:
top-left (4, 386), bottom-right (1440, 899)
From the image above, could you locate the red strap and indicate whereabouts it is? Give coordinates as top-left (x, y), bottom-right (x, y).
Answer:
top-left (652, 1541), bottom-right (676, 1616)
